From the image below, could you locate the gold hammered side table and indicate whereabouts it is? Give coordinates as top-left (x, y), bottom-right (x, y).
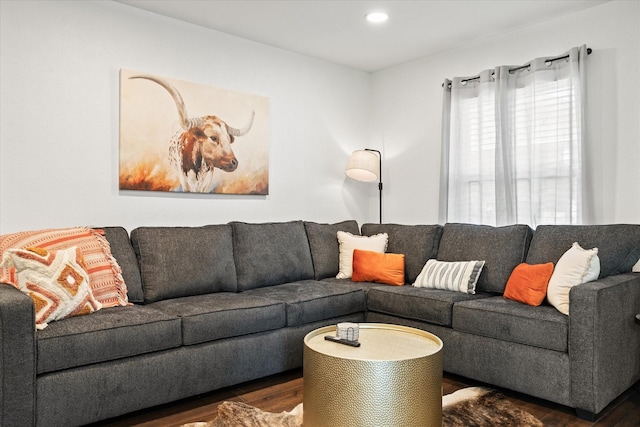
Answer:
top-left (303, 323), bottom-right (443, 427)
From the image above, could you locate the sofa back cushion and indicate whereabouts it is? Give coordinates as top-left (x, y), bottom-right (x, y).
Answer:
top-left (130, 225), bottom-right (237, 303)
top-left (437, 223), bottom-right (533, 294)
top-left (101, 227), bottom-right (144, 303)
top-left (304, 220), bottom-right (360, 280)
top-left (361, 223), bottom-right (442, 284)
top-left (526, 224), bottom-right (640, 278)
top-left (232, 221), bottom-right (314, 291)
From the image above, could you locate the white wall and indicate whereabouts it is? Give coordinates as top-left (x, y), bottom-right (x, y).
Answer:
top-left (0, 0), bottom-right (373, 233)
top-left (371, 0), bottom-right (640, 225)
top-left (1, 1), bottom-right (638, 234)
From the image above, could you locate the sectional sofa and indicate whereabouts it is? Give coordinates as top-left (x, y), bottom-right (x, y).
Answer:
top-left (1, 220), bottom-right (639, 426)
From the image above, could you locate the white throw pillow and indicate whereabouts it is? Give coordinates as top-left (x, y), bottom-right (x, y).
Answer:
top-left (336, 231), bottom-right (388, 279)
top-left (413, 259), bottom-right (485, 294)
top-left (547, 242), bottom-right (600, 315)
top-left (633, 257), bottom-right (640, 273)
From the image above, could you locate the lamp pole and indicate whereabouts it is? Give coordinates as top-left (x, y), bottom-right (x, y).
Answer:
top-left (365, 148), bottom-right (382, 224)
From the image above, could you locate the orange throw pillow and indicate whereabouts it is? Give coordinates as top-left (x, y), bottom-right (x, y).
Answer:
top-left (351, 249), bottom-right (405, 286)
top-left (503, 262), bottom-right (554, 306)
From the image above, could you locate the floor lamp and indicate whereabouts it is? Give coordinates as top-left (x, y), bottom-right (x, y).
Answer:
top-left (345, 149), bottom-right (383, 224)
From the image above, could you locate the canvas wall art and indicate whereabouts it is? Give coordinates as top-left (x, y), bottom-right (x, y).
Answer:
top-left (119, 69), bottom-right (269, 194)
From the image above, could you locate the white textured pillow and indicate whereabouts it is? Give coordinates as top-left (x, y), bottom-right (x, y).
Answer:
top-left (633, 257), bottom-right (640, 273)
top-left (547, 242), bottom-right (600, 315)
top-left (336, 231), bottom-right (388, 279)
top-left (0, 246), bottom-right (102, 329)
top-left (413, 259), bottom-right (485, 294)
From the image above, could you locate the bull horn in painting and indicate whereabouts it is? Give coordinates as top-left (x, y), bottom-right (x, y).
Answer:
top-left (227, 111), bottom-right (255, 137)
top-left (128, 75), bottom-right (202, 130)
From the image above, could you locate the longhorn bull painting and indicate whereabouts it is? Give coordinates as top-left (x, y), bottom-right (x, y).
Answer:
top-left (119, 69), bottom-right (269, 194)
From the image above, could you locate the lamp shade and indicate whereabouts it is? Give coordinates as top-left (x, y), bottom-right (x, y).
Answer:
top-left (345, 150), bottom-right (380, 182)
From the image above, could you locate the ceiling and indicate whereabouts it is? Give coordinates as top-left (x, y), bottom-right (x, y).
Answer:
top-left (116, 0), bottom-right (608, 72)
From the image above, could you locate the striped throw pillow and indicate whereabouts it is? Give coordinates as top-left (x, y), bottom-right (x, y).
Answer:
top-left (413, 259), bottom-right (485, 294)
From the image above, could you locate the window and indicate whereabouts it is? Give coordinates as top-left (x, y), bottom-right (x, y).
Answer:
top-left (440, 46), bottom-right (588, 228)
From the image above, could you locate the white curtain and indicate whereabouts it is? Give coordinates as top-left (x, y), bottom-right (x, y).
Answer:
top-left (439, 45), bottom-right (588, 227)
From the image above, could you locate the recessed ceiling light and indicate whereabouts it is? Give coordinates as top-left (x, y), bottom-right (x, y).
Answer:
top-left (365, 11), bottom-right (389, 23)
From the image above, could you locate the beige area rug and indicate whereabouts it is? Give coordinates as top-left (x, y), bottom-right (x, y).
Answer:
top-left (182, 386), bottom-right (542, 427)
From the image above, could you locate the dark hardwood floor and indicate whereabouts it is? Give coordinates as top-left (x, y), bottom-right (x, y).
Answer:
top-left (91, 369), bottom-right (639, 427)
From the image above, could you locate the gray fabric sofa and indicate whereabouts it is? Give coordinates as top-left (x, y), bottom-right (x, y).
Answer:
top-left (1, 220), bottom-right (639, 425)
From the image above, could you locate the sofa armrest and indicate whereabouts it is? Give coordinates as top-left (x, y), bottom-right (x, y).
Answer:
top-left (0, 284), bottom-right (36, 426)
top-left (569, 273), bottom-right (640, 414)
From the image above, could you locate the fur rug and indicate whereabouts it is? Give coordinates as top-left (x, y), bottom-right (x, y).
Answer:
top-left (182, 401), bottom-right (303, 427)
top-left (442, 386), bottom-right (543, 427)
top-left (182, 386), bottom-right (542, 427)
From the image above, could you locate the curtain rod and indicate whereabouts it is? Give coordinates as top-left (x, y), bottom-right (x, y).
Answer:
top-left (508, 47), bottom-right (592, 73)
top-left (443, 47), bottom-right (592, 88)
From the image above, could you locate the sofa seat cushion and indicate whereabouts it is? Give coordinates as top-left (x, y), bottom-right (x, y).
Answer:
top-left (243, 281), bottom-right (366, 327)
top-left (452, 297), bottom-right (568, 352)
top-left (149, 293), bottom-right (286, 345)
top-left (321, 277), bottom-right (387, 292)
top-left (367, 286), bottom-right (491, 326)
top-left (36, 305), bottom-right (181, 374)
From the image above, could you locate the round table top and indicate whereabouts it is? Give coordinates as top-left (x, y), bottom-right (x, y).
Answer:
top-left (304, 323), bottom-right (442, 362)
